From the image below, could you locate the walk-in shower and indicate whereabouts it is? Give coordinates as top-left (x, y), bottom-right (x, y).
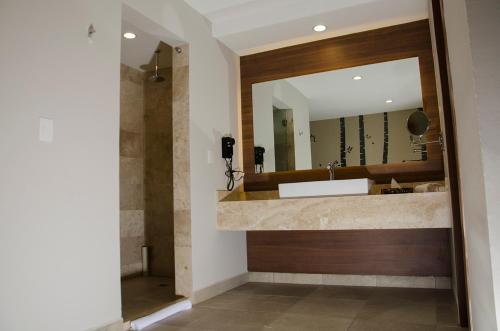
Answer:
top-left (120, 37), bottom-right (176, 322)
top-left (149, 49), bottom-right (165, 82)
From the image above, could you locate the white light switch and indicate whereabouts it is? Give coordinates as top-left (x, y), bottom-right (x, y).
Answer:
top-left (39, 118), bottom-right (53, 142)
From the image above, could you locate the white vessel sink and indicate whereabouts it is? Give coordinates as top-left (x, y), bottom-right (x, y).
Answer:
top-left (278, 179), bottom-right (374, 199)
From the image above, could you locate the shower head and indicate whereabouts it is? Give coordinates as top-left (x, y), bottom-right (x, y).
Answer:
top-left (149, 74), bottom-right (165, 82)
top-left (149, 49), bottom-right (165, 82)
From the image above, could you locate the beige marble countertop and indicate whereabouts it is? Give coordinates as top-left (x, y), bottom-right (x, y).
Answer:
top-left (217, 189), bottom-right (451, 231)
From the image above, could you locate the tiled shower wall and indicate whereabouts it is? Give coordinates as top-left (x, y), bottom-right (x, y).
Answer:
top-left (171, 44), bottom-right (192, 297)
top-left (144, 65), bottom-right (175, 277)
top-left (120, 64), bottom-right (145, 277)
top-left (120, 49), bottom-right (174, 278)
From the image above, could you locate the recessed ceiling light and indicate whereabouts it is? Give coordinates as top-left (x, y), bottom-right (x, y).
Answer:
top-left (385, 99), bottom-right (393, 104)
top-left (353, 76), bottom-right (362, 80)
top-left (313, 25), bottom-right (327, 32)
top-left (123, 32), bottom-right (136, 39)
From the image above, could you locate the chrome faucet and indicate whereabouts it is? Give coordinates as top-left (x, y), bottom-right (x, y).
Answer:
top-left (327, 161), bottom-right (337, 180)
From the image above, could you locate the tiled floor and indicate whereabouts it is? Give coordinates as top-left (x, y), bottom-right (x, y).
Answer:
top-left (142, 282), bottom-right (468, 331)
top-left (122, 276), bottom-right (182, 322)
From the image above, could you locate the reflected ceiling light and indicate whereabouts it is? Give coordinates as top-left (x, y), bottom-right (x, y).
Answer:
top-left (313, 24), bottom-right (327, 32)
top-left (353, 76), bottom-right (363, 80)
top-left (123, 32), bottom-right (136, 39)
top-left (385, 99), bottom-right (393, 104)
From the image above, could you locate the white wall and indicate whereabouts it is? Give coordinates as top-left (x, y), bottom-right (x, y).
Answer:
top-left (252, 80), bottom-right (312, 172)
top-left (274, 80), bottom-right (312, 170)
top-left (122, 0), bottom-right (247, 292)
top-left (0, 1), bottom-right (122, 331)
top-left (252, 82), bottom-right (276, 172)
top-left (443, 0), bottom-right (500, 329)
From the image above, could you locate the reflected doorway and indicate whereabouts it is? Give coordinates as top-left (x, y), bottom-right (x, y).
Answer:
top-left (273, 106), bottom-right (295, 171)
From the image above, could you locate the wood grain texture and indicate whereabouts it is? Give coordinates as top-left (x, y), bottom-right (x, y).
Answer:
top-left (244, 159), bottom-right (444, 191)
top-left (247, 229), bottom-right (452, 277)
top-left (241, 20), bottom-right (444, 191)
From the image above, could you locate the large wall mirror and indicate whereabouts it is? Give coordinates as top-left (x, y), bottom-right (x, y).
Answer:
top-left (252, 58), bottom-right (428, 173)
top-left (241, 20), bottom-right (444, 191)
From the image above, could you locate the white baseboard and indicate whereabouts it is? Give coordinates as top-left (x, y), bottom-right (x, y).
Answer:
top-left (130, 299), bottom-right (192, 330)
top-left (191, 272), bottom-right (249, 304)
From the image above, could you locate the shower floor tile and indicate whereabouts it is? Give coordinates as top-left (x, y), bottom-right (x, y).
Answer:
top-left (121, 276), bottom-right (182, 322)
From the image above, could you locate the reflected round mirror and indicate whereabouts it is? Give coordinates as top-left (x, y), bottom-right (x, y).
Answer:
top-left (407, 111), bottom-right (430, 136)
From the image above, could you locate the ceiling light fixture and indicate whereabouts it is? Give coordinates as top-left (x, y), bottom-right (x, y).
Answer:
top-left (385, 99), bottom-right (393, 104)
top-left (313, 25), bottom-right (327, 32)
top-left (123, 32), bottom-right (136, 39)
top-left (353, 76), bottom-right (362, 80)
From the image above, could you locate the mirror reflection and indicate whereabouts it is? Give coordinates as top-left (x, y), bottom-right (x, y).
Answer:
top-left (252, 58), bottom-right (427, 173)
top-left (407, 110), bottom-right (430, 137)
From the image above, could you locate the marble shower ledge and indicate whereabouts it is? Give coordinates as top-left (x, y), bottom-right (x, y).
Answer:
top-left (217, 190), bottom-right (451, 231)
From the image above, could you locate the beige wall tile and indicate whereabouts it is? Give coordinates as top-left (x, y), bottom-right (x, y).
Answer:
top-left (120, 210), bottom-right (144, 238)
top-left (120, 236), bottom-right (144, 267)
top-left (322, 274), bottom-right (377, 287)
top-left (121, 262), bottom-right (143, 277)
top-left (174, 209), bottom-right (191, 247)
top-left (172, 44), bottom-right (192, 297)
top-left (147, 237), bottom-right (175, 277)
top-left (121, 64), bottom-right (144, 85)
top-left (173, 66), bottom-right (188, 103)
top-left (120, 130), bottom-right (144, 158)
top-left (173, 44), bottom-right (189, 68)
top-left (120, 182), bottom-right (144, 210)
top-left (143, 45), bottom-right (175, 278)
top-left (120, 157), bottom-right (144, 186)
top-left (249, 272), bottom-right (274, 283)
top-left (120, 64), bottom-right (145, 276)
top-left (175, 246), bottom-right (193, 297)
top-left (120, 80), bottom-right (144, 134)
top-left (274, 273), bottom-right (323, 285)
top-left (376, 275), bottom-right (436, 288)
top-left (245, 272), bottom-right (439, 289)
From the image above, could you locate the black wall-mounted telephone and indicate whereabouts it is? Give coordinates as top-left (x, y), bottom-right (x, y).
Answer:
top-left (221, 136), bottom-right (242, 191)
top-left (254, 146), bottom-right (265, 174)
top-left (221, 136), bottom-right (235, 159)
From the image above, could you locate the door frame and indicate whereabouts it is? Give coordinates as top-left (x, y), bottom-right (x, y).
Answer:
top-left (430, 0), bottom-right (469, 326)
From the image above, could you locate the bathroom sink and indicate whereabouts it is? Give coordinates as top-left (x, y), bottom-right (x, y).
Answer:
top-left (278, 179), bottom-right (374, 198)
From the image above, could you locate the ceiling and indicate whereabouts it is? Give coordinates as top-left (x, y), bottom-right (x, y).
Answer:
top-left (183, 0), bottom-right (428, 55)
top-left (121, 20), bottom-right (172, 72)
top-left (182, 0), bottom-right (256, 15)
top-left (284, 58), bottom-right (423, 121)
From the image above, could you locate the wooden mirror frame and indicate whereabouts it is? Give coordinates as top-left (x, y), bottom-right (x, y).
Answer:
top-left (240, 20), bottom-right (444, 191)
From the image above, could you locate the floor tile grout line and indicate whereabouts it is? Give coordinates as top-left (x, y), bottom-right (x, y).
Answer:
top-left (139, 283), bottom-right (464, 331)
